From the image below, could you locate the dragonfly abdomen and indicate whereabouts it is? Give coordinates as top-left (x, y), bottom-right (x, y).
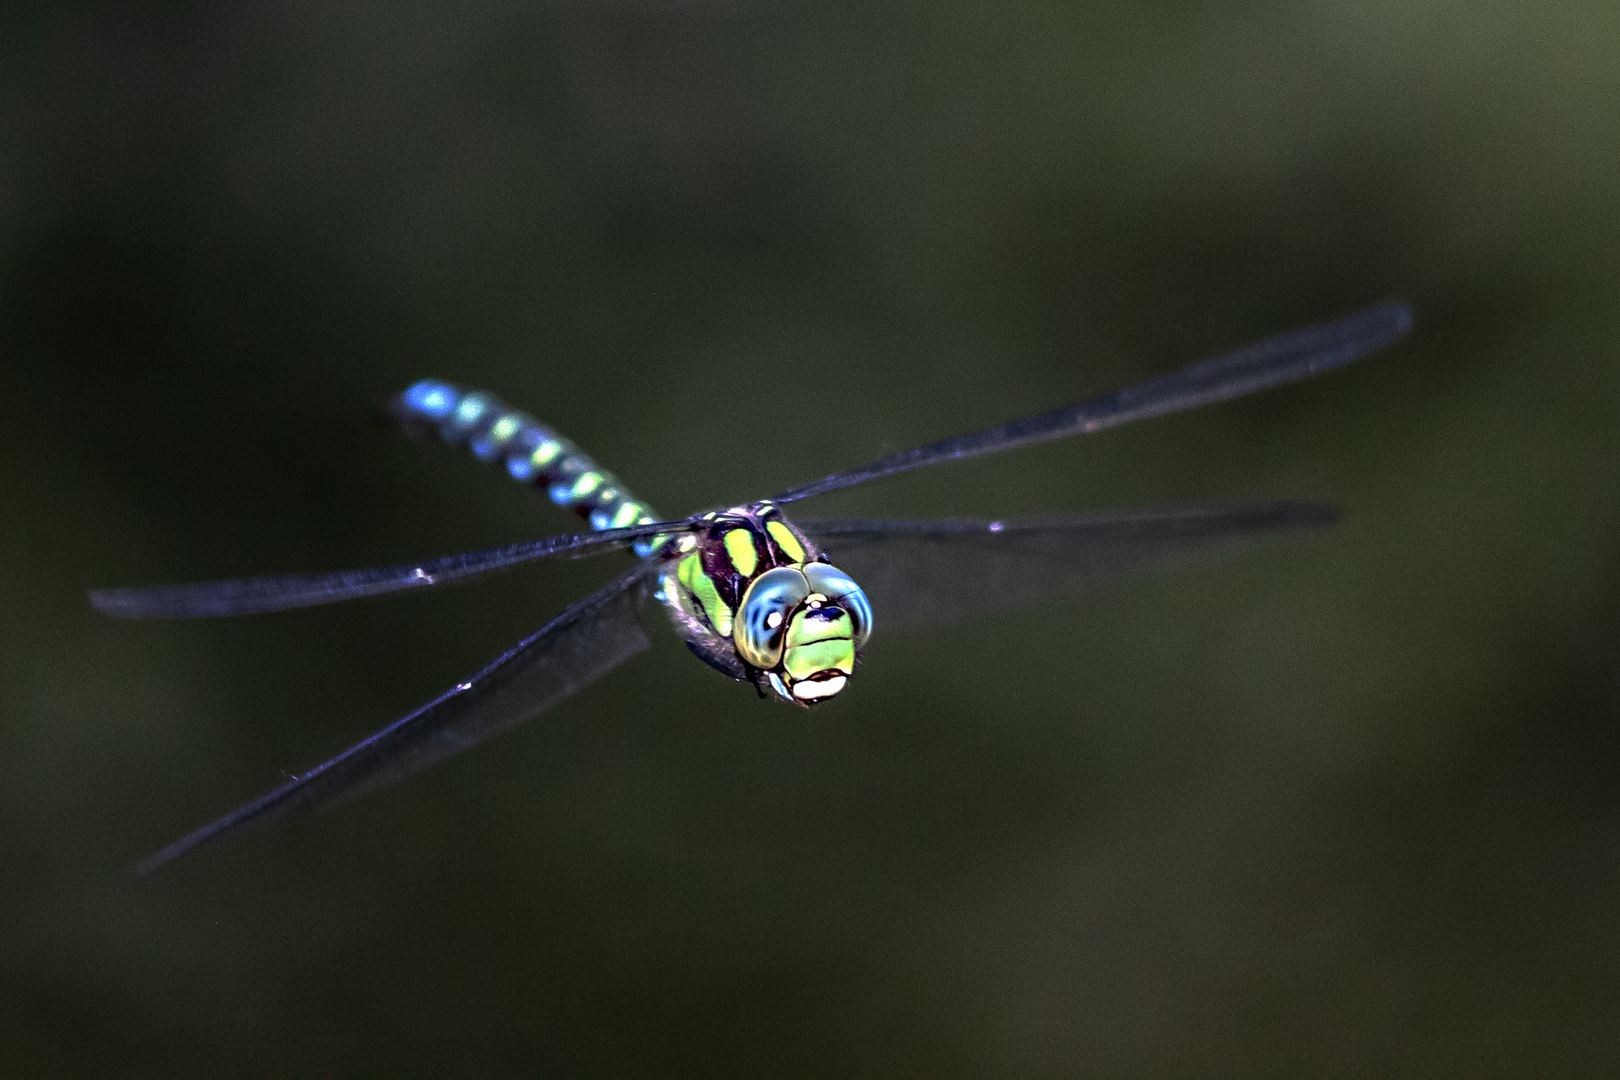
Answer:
top-left (393, 380), bottom-right (661, 551)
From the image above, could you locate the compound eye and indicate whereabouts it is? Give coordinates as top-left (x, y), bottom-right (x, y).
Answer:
top-left (734, 566), bottom-right (810, 670)
top-left (804, 562), bottom-right (873, 647)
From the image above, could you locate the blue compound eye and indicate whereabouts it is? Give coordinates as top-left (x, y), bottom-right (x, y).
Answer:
top-left (804, 562), bottom-right (872, 647)
top-left (734, 567), bottom-right (811, 670)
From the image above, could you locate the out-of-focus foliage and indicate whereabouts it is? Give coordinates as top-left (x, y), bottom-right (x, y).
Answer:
top-left (3, 1), bottom-right (1618, 1075)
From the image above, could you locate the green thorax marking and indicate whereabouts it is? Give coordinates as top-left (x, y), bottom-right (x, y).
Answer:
top-left (723, 528), bottom-right (758, 578)
top-left (665, 505), bottom-right (818, 637)
top-left (700, 507), bottom-right (814, 610)
top-left (676, 550), bottom-right (732, 637)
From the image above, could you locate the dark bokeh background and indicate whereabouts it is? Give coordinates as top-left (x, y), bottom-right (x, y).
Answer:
top-left (4, 2), bottom-right (1618, 1074)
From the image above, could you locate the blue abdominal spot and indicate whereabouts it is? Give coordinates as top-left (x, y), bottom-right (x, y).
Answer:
top-left (403, 379), bottom-right (458, 419)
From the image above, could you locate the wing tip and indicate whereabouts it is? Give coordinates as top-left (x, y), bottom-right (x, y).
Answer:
top-left (89, 588), bottom-right (145, 619)
top-left (130, 776), bottom-right (304, 876)
top-left (131, 817), bottom-right (228, 877)
top-left (1140, 499), bottom-right (1340, 536)
top-left (1270, 500), bottom-right (1340, 529)
top-left (131, 839), bottom-right (193, 878)
top-left (90, 586), bottom-right (231, 620)
top-left (1366, 298), bottom-right (1415, 344)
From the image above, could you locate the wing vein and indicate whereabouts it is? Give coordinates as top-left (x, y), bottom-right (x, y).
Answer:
top-left (92, 520), bottom-right (688, 619)
top-left (135, 561), bottom-right (660, 874)
top-left (771, 302), bottom-right (1410, 504)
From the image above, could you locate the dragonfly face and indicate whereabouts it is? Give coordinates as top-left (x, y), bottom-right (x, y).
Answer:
top-left (657, 503), bottom-right (873, 705)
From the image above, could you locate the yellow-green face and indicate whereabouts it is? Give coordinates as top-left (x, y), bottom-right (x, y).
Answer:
top-left (778, 603), bottom-right (859, 700)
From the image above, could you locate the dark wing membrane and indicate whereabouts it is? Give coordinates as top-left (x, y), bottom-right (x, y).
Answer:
top-left (771, 303), bottom-right (1410, 505)
top-left (799, 501), bottom-right (1336, 632)
top-left (135, 561), bottom-right (661, 874)
top-left (91, 519), bottom-right (689, 619)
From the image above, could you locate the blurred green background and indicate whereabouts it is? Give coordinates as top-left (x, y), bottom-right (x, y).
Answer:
top-left (3, 1), bottom-right (1618, 1075)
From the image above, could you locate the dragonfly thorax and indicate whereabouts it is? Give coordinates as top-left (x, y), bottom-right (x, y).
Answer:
top-left (657, 504), bottom-right (873, 705)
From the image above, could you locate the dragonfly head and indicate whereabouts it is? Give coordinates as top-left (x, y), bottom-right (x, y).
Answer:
top-left (734, 561), bottom-right (872, 705)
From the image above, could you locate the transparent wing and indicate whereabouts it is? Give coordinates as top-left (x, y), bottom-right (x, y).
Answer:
top-left (799, 501), bottom-right (1336, 632)
top-left (771, 303), bottom-right (1410, 505)
top-left (91, 519), bottom-right (689, 619)
top-left (135, 561), bottom-right (661, 874)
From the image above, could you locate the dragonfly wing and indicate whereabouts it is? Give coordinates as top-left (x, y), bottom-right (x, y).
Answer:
top-left (799, 501), bottom-right (1335, 632)
top-left (135, 560), bottom-right (661, 874)
top-left (91, 519), bottom-right (689, 619)
top-left (771, 303), bottom-right (1410, 504)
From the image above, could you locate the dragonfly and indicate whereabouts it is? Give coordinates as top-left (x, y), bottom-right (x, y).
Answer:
top-left (95, 302), bottom-right (1412, 873)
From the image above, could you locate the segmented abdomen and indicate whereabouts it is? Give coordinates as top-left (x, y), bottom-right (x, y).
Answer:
top-left (393, 380), bottom-right (661, 551)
